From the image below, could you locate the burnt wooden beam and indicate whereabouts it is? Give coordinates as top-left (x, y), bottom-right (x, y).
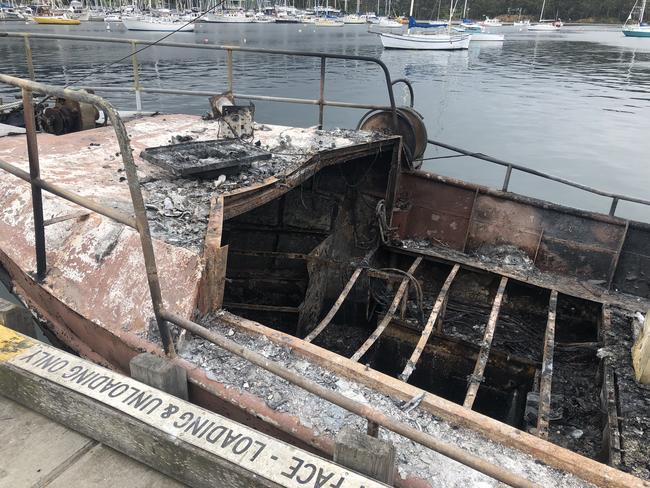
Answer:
top-left (600, 305), bottom-right (622, 467)
top-left (304, 267), bottom-right (364, 343)
top-left (196, 196), bottom-right (228, 316)
top-left (399, 264), bottom-right (460, 382)
top-left (536, 290), bottom-right (558, 438)
top-left (350, 257), bottom-right (422, 362)
top-left (223, 302), bottom-right (300, 314)
top-left (463, 276), bottom-right (509, 409)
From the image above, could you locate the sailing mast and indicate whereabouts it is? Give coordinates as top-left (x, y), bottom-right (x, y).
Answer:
top-left (462, 0), bottom-right (467, 19)
top-left (539, 0), bottom-right (545, 22)
top-left (641, 0), bottom-right (647, 24)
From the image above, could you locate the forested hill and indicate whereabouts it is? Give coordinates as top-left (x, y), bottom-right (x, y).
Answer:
top-left (404, 0), bottom-right (638, 22)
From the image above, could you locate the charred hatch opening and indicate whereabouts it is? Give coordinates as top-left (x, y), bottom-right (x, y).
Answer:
top-left (219, 151), bottom-right (610, 463)
top-left (221, 148), bottom-right (397, 336)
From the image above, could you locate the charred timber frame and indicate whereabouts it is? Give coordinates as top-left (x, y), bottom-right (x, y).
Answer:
top-left (463, 276), bottom-right (509, 409)
top-left (305, 268), bottom-right (364, 342)
top-left (536, 290), bottom-right (558, 438)
top-left (399, 264), bottom-right (460, 382)
top-left (351, 257), bottom-right (422, 362)
top-left (600, 306), bottom-right (622, 466)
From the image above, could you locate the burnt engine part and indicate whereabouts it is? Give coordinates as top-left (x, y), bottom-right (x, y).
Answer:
top-left (140, 139), bottom-right (272, 178)
top-left (357, 107), bottom-right (427, 168)
top-left (209, 93), bottom-right (255, 139)
top-left (40, 97), bottom-right (99, 135)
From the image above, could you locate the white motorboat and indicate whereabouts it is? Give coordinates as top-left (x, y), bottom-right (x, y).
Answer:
top-left (203, 11), bottom-right (254, 23)
top-left (513, 19), bottom-right (530, 28)
top-left (314, 17), bottom-right (344, 26)
top-left (481, 16), bottom-right (502, 27)
top-left (104, 13), bottom-right (121, 22)
top-left (122, 17), bottom-right (195, 31)
top-left (377, 16), bottom-right (402, 28)
top-left (342, 14), bottom-right (365, 24)
top-left (0, 7), bottom-right (27, 20)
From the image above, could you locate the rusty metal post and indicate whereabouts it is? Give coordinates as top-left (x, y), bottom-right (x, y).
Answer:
top-left (502, 164), bottom-right (513, 192)
top-left (23, 36), bottom-right (35, 81)
top-left (22, 89), bottom-right (46, 281)
top-left (227, 49), bottom-right (233, 94)
top-left (318, 57), bottom-right (326, 129)
top-left (130, 41), bottom-right (142, 112)
top-left (609, 197), bottom-right (619, 216)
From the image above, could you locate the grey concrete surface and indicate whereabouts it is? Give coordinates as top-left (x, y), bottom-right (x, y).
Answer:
top-left (0, 394), bottom-right (185, 488)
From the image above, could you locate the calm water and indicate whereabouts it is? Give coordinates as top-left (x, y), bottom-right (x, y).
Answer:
top-left (1, 22), bottom-right (649, 221)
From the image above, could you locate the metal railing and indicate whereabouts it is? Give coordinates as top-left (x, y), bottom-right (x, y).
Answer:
top-left (0, 72), bottom-right (539, 488)
top-left (427, 138), bottom-right (650, 218)
top-left (2, 31), bottom-right (403, 129)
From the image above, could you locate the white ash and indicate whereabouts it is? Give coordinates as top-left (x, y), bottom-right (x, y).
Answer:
top-left (474, 245), bottom-right (536, 273)
top-left (180, 315), bottom-right (592, 488)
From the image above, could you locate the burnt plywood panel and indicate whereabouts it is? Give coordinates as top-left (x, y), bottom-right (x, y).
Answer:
top-left (613, 225), bottom-right (650, 297)
top-left (466, 195), bottom-right (543, 256)
top-left (466, 195), bottom-right (626, 283)
top-left (536, 239), bottom-right (615, 282)
top-left (394, 174), bottom-right (475, 249)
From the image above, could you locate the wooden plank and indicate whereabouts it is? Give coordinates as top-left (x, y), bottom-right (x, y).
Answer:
top-left (536, 290), bottom-right (558, 438)
top-left (399, 264), bottom-right (460, 382)
top-left (334, 427), bottom-right (395, 484)
top-left (304, 267), bottom-right (364, 343)
top-left (608, 221), bottom-right (629, 289)
top-left (463, 276), bottom-right (508, 409)
top-left (197, 196), bottom-right (228, 316)
top-left (0, 325), bottom-right (385, 488)
top-left (224, 302), bottom-right (300, 314)
top-left (350, 257), bottom-right (422, 362)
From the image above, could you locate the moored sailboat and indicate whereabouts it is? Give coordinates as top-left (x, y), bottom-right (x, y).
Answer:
top-left (529, 0), bottom-right (561, 31)
top-left (379, 0), bottom-right (470, 50)
top-left (122, 16), bottom-right (195, 31)
top-left (623, 0), bottom-right (650, 37)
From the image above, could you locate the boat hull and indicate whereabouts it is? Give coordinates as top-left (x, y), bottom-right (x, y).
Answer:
top-left (623, 26), bottom-right (650, 37)
top-left (33, 17), bottom-right (81, 25)
top-left (122, 18), bottom-right (195, 31)
top-left (380, 32), bottom-right (470, 50)
top-left (528, 23), bottom-right (560, 31)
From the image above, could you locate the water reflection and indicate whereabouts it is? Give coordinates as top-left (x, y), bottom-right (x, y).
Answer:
top-left (0, 22), bottom-right (649, 221)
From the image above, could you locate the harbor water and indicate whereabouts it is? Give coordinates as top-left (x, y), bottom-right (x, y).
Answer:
top-left (0, 22), bottom-right (649, 221)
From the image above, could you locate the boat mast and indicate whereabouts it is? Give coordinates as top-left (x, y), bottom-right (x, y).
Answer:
top-left (462, 0), bottom-right (466, 18)
top-left (539, 0), bottom-right (545, 22)
top-left (641, 0), bottom-right (647, 23)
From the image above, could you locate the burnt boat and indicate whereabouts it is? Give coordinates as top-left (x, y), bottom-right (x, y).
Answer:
top-left (1, 32), bottom-right (649, 488)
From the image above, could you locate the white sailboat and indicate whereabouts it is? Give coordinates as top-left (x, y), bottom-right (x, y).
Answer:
top-left (379, 0), bottom-right (470, 50)
top-left (528, 0), bottom-right (562, 31)
top-left (623, 0), bottom-right (650, 37)
top-left (122, 16), bottom-right (195, 31)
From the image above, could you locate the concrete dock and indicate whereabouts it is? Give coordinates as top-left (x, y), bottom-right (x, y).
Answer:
top-left (0, 322), bottom-right (385, 488)
top-left (0, 393), bottom-right (184, 487)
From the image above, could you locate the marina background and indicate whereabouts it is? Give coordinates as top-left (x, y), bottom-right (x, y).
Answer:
top-left (1, 22), bottom-right (649, 223)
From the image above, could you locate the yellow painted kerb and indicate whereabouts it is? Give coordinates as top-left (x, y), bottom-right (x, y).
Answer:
top-left (0, 324), bottom-right (34, 361)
